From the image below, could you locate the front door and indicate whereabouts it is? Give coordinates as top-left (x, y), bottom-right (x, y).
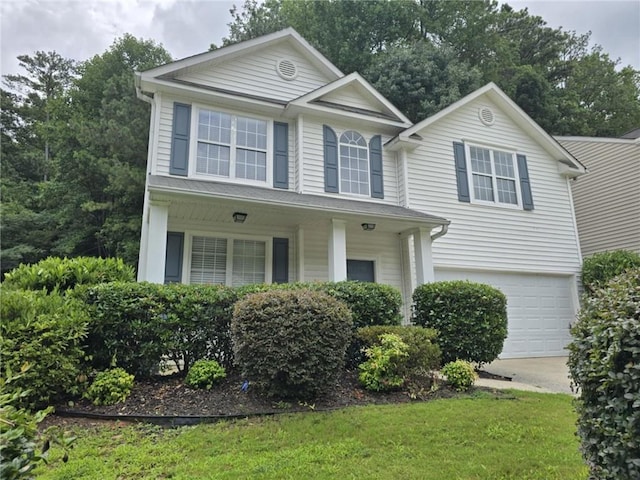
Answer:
top-left (347, 260), bottom-right (375, 282)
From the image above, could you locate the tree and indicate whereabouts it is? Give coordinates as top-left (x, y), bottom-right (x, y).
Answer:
top-left (366, 41), bottom-right (482, 122)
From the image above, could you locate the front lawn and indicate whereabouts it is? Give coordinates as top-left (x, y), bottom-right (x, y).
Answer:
top-left (38, 390), bottom-right (586, 479)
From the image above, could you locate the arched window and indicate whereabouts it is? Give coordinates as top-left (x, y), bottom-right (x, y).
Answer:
top-left (339, 131), bottom-right (369, 195)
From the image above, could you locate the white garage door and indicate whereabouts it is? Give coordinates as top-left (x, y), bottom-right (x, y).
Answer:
top-left (435, 270), bottom-right (576, 358)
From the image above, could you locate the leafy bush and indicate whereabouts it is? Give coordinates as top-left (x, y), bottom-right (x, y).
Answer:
top-left (0, 289), bottom-right (89, 409)
top-left (581, 250), bottom-right (640, 296)
top-left (232, 289), bottom-right (352, 399)
top-left (75, 282), bottom-right (237, 377)
top-left (185, 360), bottom-right (226, 390)
top-left (84, 368), bottom-right (134, 406)
top-left (568, 268), bottom-right (640, 479)
top-left (358, 333), bottom-right (409, 391)
top-left (441, 360), bottom-right (477, 391)
top-left (356, 325), bottom-right (441, 374)
top-left (2, 256), bottom-right (134, 293)
top-left (412, 281), bottom-right (508, 365)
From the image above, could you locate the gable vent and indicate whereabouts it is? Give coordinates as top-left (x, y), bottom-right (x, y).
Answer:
top-left (276, 58), bottom-right (298, 80)
top-left (478, 106), bottom-right (495, 126)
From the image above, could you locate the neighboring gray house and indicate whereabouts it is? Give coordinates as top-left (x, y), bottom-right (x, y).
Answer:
top-left (135, 28), bottom-right (586, 358)
top-left (557, 133), bottom-right (640, 257)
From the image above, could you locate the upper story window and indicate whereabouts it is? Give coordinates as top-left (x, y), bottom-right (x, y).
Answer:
top-left (196, 109), bottom-right (268, 182)
top-left (453, 140), bottom-right (534, 210)
top-left (323, 125), bottom-right (384, 199)
top-left (339, 131), bottom-right (370, 195)
top-left (469, 146), bottom-right (518, 205)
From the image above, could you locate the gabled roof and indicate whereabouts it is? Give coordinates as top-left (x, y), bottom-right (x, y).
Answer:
top-left (287, 72), bottom-right (412, 126)
top-left (137, 28), bottom-right (343, 82)
top-left (390, 82), bottom-right (586, 175)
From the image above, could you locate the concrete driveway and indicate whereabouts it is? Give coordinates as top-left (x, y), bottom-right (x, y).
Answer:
top-left (476, 356), bottom-right (574, 395)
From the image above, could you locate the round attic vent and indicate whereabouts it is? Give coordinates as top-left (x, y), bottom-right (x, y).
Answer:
top-left (478, 106), bottom-right (495, 126)
top-left (276, 58), bottom-right (298, 80)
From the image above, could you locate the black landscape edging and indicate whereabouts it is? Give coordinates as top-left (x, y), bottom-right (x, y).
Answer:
top-left (54, 406), bottom-right (341, 427)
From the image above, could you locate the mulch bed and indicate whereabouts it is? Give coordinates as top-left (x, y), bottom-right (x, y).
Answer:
top-left (41, 370), bottom-right (475, 429)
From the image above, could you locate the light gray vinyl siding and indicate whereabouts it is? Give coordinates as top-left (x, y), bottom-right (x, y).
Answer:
top-left (320, 84), bottom-right (379, 111)
top-left (301, 116), bottom-right (400, 205)
top-left (560, 138), bottom-right (640, 256)
top-left (407, 97), bottom-right (581, 274)
top-left (175, 43), bottom-right (333, 102)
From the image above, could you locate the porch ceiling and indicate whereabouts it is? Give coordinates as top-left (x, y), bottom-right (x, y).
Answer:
top-left (148, 175), bottom-right (449, 234)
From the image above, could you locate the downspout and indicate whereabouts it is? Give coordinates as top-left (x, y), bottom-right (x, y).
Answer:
top-left (430, 224), bottom-right (449, 241)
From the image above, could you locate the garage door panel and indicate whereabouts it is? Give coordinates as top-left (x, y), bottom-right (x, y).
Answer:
top-left (435, 270), bottom-right (576, 358)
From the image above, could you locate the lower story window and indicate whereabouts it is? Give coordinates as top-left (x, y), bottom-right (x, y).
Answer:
top-left (190, 236), bottom-right (266, 286)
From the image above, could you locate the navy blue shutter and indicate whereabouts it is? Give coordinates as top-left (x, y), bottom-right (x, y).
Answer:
top-left (272, 238), bottom-right (289, 283)
top-left (323, 125), bottom-right (339, 193)
top-left (273, 122), bottom-right (289, 189)
top-left (170, 103), bottom-right (191, 176)
top-left (453, 141), bottom-right (470, 203)
top-left (164, 232), bottom-right (184, 283)
top-left (369, 135), bottom-right (384, 199)
top-left (517, 154), bottom-right (534, 210)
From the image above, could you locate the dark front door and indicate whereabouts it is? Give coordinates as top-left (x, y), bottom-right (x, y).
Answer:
top-left (347, 260), bottom-right (375, 282)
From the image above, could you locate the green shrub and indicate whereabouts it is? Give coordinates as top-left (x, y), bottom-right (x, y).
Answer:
top-left (358, 333), bottom-right (409, 391)
top-left (441, 360), bottom-right (477, 391)
top-left (581, 250), bottom-right (640, 296)
top-left (2, 256), bottom-right (134, 293)
top-left (568, 268), bottom-right (640, 479)
top-left (356, 325), bottom-right (441, 374)
top-left (0, 289), bottom-right (89, 409)
top-left (412, 281), bottom-right (508, 365)
top-left (232, 289), bottom-right (352, 399)
top-left (185, 360), bottom-right (226, 390)
top-left (84, 368), bottom-right (134, 406)
top-left (75, 282), bottom-right (237, 377)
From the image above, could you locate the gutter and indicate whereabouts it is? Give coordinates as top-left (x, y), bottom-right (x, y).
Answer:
top-left (430, 224), bottom-right (448, 241)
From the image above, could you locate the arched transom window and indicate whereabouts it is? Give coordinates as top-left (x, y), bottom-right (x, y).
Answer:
top-left (339, 131), bottom-right (369, 195)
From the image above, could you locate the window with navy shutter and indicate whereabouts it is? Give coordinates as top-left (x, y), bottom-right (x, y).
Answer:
top-left (170, 103), bottom-right (191, 176)
top-left (273, 122), bottom-right (289, 189)
top-left (323, 125), bottom-right (339, 193)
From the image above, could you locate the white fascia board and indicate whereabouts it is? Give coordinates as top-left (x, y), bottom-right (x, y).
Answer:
top-left (556, 135), bottom-right (639, 145)
top-left (399, 82), bottom-right (586, 175)
top-left (289, 72), bottom-right (412, 126)
top-left (284, 103), bottom-right (409, 132)
top-left (136, 28), bottom-right (342, 81)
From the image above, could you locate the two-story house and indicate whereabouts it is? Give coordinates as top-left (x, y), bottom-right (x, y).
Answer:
top-left (135, 28), bottom-right (586, 358)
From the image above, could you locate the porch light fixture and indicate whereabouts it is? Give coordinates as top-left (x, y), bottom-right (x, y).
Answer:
top-left (361, 223), bottom-right (376, 231)
top-left (233, 212), bottom-right (248, 223)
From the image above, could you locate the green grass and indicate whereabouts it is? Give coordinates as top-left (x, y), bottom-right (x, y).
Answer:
top-left (38, 390), bottom-right (587, 479)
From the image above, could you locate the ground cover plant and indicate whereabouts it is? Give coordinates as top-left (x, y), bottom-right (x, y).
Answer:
top-left (37, 391), bottom-right (587, 479)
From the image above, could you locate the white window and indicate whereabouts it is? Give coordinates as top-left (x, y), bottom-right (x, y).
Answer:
top-left (195, 108), bottom-right (268, 183)
top-left (189, 236), bottom-right (267, 286)
top-left (339, 131), bottom-right (369, 195)
top-left (468, 145), bottom-right (519, 206)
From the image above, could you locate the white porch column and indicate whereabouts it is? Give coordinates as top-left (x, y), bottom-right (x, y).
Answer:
top-left (414, 227), bottom-right (435, 284)
top-left (328, 219), bottom-right (347, 281)
top-left (144, 200), bottom-right (170, 283)
top-left (297, 226), bottom-right (305, 282)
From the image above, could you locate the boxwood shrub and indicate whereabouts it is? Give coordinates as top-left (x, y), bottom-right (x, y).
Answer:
top-left (232, 289), bottom-right (352, 399)
top-left (568, 268), bottom-right (640, 479)
top-left (2, 256), bottom-right (135, 293)
top-left (412, 280), bottom-right (508, 365)
top-left (581, 249), bottom-right (640, 296)
top-left (0, 289), bottom-right (89, 409)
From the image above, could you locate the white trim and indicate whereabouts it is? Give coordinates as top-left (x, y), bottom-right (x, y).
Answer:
top-left (183, 230), bottom-right (273, 286)
top-left (464, 142), bottom-right (523, 209)
top-left (297, 115), bottom-right (304, 193)
top-left (399, 148), bottom-right (410, 208)
top-left (288, 72), bottom-right (412, 126)
top-left (188, 103), bottom-right (273, 187)
top-left (566, 177), bottom-right (583, 261)
top-left (297, 227), bottom-right (305, 282)
top-left (555, 135), bottom-right (639, 145)
top-left (137, 28), bottom-right (342, 83)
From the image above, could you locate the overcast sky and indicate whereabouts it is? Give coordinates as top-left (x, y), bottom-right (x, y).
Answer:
top-left (1, 0), bottom-right (639, 79)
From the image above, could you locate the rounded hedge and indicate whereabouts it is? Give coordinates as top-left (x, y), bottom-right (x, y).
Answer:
top-left (568, 268), bottom-right (640, 479)
top-left (581, 250), bottom-right (640, 296)
top-left (231, 289), bottom-right (353, 399)
top-left (0, 289), bottom-right (89, 409)
top-left (2, 256), bottom-right (135, 293)
top-left (412, 280), bottom-right (508, 365)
